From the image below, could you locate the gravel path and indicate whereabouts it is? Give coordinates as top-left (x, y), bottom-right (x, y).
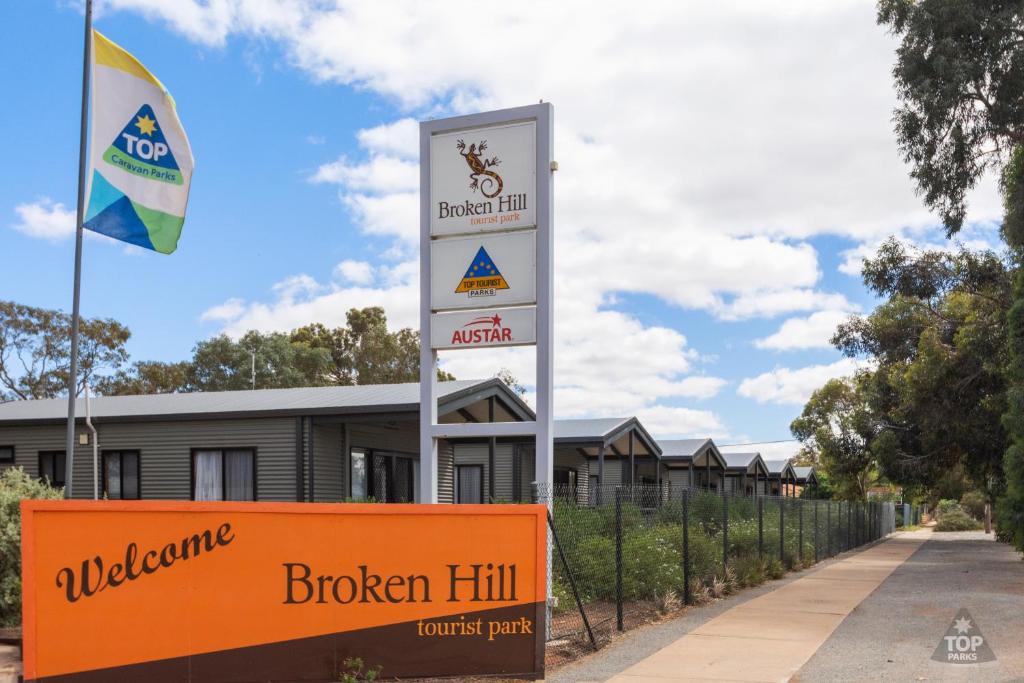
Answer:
top-left (547, 543), bottom-right (883, 683)
top-left (792, 530), bottom-right (1024, 682)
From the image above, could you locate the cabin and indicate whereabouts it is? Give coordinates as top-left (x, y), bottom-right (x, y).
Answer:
top-left (764, 458), bottom-right (798, 496)
top-left (0, 379), bottom-right (534, 503)
top-left (793, 465), bottom-right (820, 497)
top-left (721, 452), bottom-right (770, 496)
top-left (656, 438), bottom-right (727, 492)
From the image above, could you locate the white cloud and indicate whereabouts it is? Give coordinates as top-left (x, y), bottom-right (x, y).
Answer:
top-left (200, 297), bottom-right (247, 323)
top-left (838, 224), bottom-right (1006, 278)
top-left (719, 441), bottom-right (804, 461)
top-left (714, 290), bottom-right (854, 322)
top-left (334, 259), bottom-right (376, 285)
top-left (111, 1), bottom-right (1005, 436)
top-left (755, 309), bottom-right (855, 351)
top-left (637, 405), bottom-right (726, 439)
top-left (357, 118), bottom-right (419, 159)
top-left (737, 358), bottom-right (863, 406)
top-left (201, 264), bottom-right (421, 337)
top-left (11, 199), bottom-right (75, 241)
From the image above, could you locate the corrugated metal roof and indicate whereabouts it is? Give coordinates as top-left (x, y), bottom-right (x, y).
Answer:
top-left (723, 452), bottom-right (760, 468)
top-left (553, 417), bottom-right (631, 441)
top-left (657, 438), bottom-right (711, 458)
top-left (764, 459), bottom-right (794, 475)
top-left (793, 466), bottom-right (814, 479)
top-left (0, 379), bottom-right (491, 424)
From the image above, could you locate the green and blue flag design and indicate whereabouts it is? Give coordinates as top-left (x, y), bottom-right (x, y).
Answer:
top-left (85, 31), bottom-right (194, 254)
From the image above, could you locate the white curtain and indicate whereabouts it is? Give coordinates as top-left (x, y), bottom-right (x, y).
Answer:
top-left (225, 450), bottom-right (254, 501)
top-left (104, 453), bottom-right (121, 499)
top-left (457, 466), bottom-right (482, 504)
top-left (350, 450), bottom-right (366, 499)
top-left (195, 451), bottom-right (222, 501)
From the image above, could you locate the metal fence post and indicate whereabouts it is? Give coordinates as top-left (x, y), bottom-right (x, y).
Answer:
top-left (826, 501), bottom-right (831, 557)
top-left (682, 487), bottom-right (691, 605)
top-left (615, 486), bottom-right (623, 632)
top-left (813, 501), bottom-right (819, 563)
top-left (722, 490), bottom-right (729, 574)
top-left (779, 496), bottom-right (785, 564)
top-left (798, 499), bottom-right (804, 565)
top-left (757, 495), bottom-right (764, 559)
top-left (547, 511), bottom-right (596, 649)
top-left (846, 502), bottom-right (852, 551)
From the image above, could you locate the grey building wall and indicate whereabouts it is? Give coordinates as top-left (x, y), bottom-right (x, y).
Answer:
top-left (452, 442), bottom-right (517, 502)
top-left (439, 440), bottom-right (454, 503)
top-left (313, 422), bottom-right (344, 502)
top-left (0, 417), bottom-right (298, 500)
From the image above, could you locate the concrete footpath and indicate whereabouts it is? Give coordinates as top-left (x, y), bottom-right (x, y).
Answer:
top-left (585, 530), bottom-right (931, 683)
top-left (794, 530), bottom-right (1024, 681)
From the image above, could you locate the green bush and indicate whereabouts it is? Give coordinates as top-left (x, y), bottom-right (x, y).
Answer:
top-left (959, 491), bottom-right (987, 521)
top-left (621, 524), bottom-right (684, 600)
top-left (687, 524), bottom-right (723, 583)
top-left (935, 508), bottom-right (983, 532)
top-left (936, 499), bottom-right (960, 516)
top-left (1, 467), bottom-right (64, 627)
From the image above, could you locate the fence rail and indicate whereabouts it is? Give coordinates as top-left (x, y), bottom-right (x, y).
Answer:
top-left (539, 483), bottom-right (895, 661)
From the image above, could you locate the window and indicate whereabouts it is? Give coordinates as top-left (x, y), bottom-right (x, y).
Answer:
top-left (38, 451), bottom-right (66, 488)
top-left (0, 446), bottom-right (13, 464)
top-left (192, 449), bottom-right (255, 501)
top-left (455, 465), bottom-right (483, 504)
top-left (350, 449), bottom-right (367, 499)
top-left (554, 467), bottom-right (578, 492)
top-left (103, 451), bottom-right (140, 499)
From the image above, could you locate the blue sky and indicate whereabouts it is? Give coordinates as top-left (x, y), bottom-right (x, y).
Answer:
top-left (0, 1), bottom-right (1003, 455)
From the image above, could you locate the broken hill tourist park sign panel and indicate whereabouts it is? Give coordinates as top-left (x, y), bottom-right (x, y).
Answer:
top-left (418, 102), bottom-right (554, 504)
top-left (425, 111), bottom-right (545, 351)
top-left (20, 501), bottom-right (547, 682)
top-left (429, 120), bottom-right (537, 236)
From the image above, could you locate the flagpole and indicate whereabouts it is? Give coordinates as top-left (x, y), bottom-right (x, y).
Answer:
top-left (65, 0), bottom-right (92, 499)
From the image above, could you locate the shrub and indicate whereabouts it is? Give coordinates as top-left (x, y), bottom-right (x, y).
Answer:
top-left (687, 524), bottom-right (723, 583)
top-left (935, 508), bottom-right (983, 532)
top-left (730, 554), bottom-right (765, 587)
top-left (1, 467), bottom-right (64, 627)
top-left (621, 524), bottom-right (684, 600)
top-left (936, 499), bottom-right (960, 516)
top-left (959, 491), bottom-right (987, 521)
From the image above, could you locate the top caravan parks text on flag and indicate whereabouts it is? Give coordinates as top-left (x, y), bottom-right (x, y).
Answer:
top-left (429, 121), bottom-right (536, 236)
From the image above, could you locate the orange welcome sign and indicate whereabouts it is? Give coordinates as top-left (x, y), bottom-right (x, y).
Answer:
top-left (21, 501), bottom-right (547, 682)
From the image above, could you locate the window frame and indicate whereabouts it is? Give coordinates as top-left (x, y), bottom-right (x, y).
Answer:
top-left (349, 448), bottom-right (368, 500)
top-left (0, 445), bottom-right (13, 464)
top-left (38, 450), bottom-right (66, 488)
top-left (189, 448), bottom-right (258, 502)
top-left (101, 450), bottom-right (141, 500)
top-left (454, 464), bottom-right (484, 504)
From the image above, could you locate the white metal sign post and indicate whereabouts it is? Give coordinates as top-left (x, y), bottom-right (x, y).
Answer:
top-left (419, 103), bottom-right (554, 505)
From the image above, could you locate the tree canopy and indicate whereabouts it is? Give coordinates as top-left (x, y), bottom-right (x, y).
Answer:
top-left (791, 239), bottom-right (1012, 501)
top-left (96, 306), bottom-right (455, 395)
top-left (0, 300), bottom-right (130, 401)
top-left (878, 0), bottom-right (1024, 234)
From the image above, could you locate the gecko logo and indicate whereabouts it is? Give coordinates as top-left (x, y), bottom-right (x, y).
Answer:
top-left (457, 138), bottom-right (503, 198)
top-left (450, 314), bottom-right (513, 346)
top-left (455, 247), bottom-right (510, 298)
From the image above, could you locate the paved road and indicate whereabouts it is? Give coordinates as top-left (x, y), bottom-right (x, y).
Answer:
top-left (548, 537), bottom-right (907, 683)
top-left (794, 530), bottom-right (1024, 682)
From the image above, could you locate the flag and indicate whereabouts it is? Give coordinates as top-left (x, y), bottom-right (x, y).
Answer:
top-left (84, 31), bottom-right (194, 254)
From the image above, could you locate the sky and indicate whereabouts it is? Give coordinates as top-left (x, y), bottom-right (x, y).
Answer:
top-left (0, 0), bottom-right (1005, 458)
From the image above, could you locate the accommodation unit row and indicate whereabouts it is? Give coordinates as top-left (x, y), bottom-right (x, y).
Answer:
top-left (0, 379), bottom-right (818, 503)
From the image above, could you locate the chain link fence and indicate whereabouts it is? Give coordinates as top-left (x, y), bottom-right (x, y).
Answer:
top-left (539, 483), bottom-right (895, 664)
